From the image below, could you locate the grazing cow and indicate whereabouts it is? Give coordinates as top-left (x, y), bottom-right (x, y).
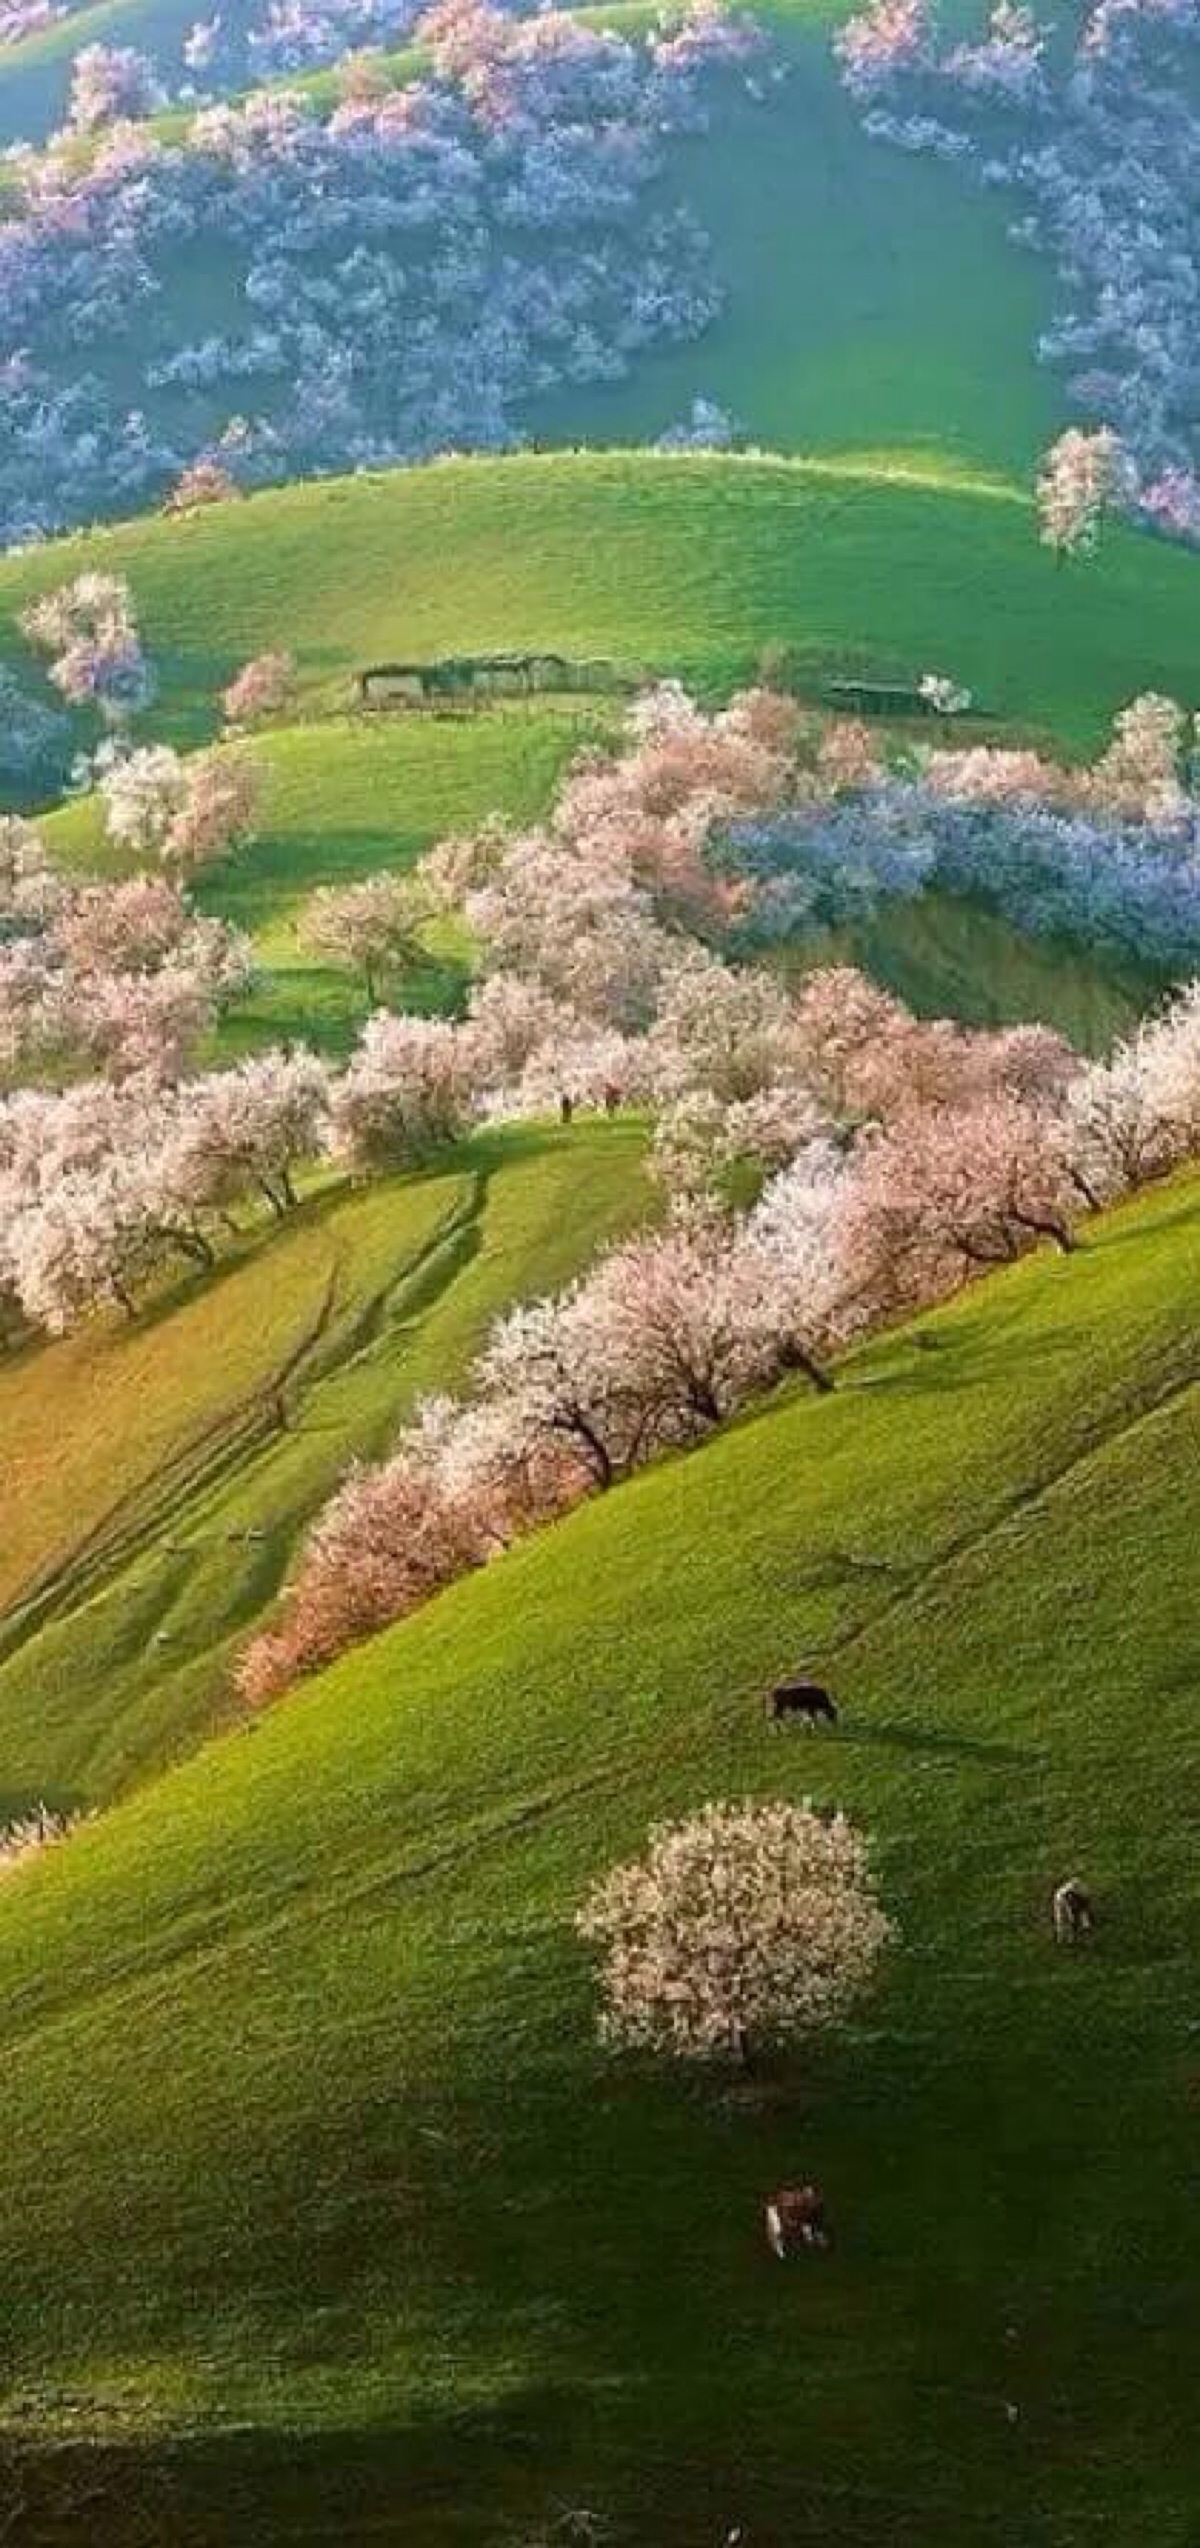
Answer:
top-left (766, 1678), bottom-right (838, 1728)
top-left (1052, 1877), bottom-right (1095, 1945)
top-left (765, 2184), bottom-right (831, 2259)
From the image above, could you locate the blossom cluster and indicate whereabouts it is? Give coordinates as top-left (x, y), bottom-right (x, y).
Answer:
top-left (835, 0), bottom-right (1200, 533)
top-left (0, 825), bottom-right (253, 1085)
top-left (0, 0), bottom-right (756, 544)
top-left (0, 1046), bottom-right (329, 1337)
top-left (577, 1799), bottom-right (893, 2064)
top-left (17, 679), bottom-right (1200, 1705)
top-left (718, 687), bottom-right (1200, 970)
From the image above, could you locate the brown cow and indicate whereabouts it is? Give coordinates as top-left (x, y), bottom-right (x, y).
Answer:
top-left (765, 2184), bottom-right (831, 2258)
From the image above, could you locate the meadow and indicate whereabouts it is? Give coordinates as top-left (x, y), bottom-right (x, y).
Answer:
top-left (0, 1117), bottom-right (650, 1807)
top-left (10, 452), bottom-right (1197, 761)
top-left (0, 0), bottom-right (1198, 2534)
top-left (21, 446), bottom-right (1182, 1052)
top-left (0, 1161), bottom-right (1196, 2543)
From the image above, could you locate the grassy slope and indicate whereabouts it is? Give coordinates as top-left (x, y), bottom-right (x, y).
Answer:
top-left (0, 0), bottom-right (1057, 478)
top-left (0, 1117), bottom-right (649, 1808)
top-left (8, 454), bottom-right (1197, 759)
top-left (0, 1170), bottom-right (1196, 2542)
top-left (43, 706), bottom-right (613, 1055)
top-left (543, 7), bottom-right (1063, 474)
top-left (18, 449), bottom-right (1183, 1052)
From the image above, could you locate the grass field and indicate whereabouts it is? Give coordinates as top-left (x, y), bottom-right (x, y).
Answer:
top-left (2, 1), bottom-right (1197, 2532)
top-left (0, 1165), bottom-right (1196, 2541)
top-left (544, 3), bottom-right (1064, 475)
top-left (8, 452), bottom-right (1198, 766)
top-left (0, 1116), bottom-right (650, 1809)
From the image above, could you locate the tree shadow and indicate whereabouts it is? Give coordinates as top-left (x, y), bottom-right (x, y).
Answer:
top-left (851, 1719), bottom-right (1035, 1766)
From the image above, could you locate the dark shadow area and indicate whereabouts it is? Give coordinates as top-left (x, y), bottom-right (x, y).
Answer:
top-left (850, 1720), bottom-right (1036, 1767)
top-left (0, 2397), bottom-right (1028, 2548)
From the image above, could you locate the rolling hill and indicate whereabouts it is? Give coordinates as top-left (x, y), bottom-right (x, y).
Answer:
top-left (0, 1116), bottom-right (651, 1809)
top-left (17, 447), bottom-right (1181, 1053)
top-left (0, 1164), bottom-right (1196, 2543)
top-left (11, 451), bottom-right (1196, 761)
top-left (0, 0), bottom-right (1197, 2534)
top-left (0, 0), bottom-right (1063, 475)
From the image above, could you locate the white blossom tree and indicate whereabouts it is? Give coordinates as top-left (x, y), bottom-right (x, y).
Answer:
top-left (576, 1799), bottom-right (893, 2069)
top-left (1036, 427), bottom-right (1134, 562)
top-left (329, 1012), bottom-right (474, 1169)
top-left (20, 573), bottom-right (154, 724)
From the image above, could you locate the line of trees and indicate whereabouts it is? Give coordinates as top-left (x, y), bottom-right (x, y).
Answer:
top-left (13, 674), bottom-right (1200, 1696)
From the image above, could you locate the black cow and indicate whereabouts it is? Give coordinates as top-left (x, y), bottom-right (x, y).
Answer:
top-left (766, 1679), bottom-right (838, 1728)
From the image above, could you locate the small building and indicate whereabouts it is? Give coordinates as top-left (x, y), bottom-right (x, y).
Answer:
top-left (359, 652), bottom-right (579, 709)
top-left (357, 652), bottom-right (636, 710)
top-left (825, 678), bottom-right (937, 719)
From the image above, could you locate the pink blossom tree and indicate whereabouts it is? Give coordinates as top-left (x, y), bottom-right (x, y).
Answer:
top-left (222, 651), bottom-right (296, 729)
top-left (329, 1012), bottom-right (475, 1170)
top-left (300, 871), bottom-right (430, 1001)
top-left (838, 1095), bottom-right (1079, 1319)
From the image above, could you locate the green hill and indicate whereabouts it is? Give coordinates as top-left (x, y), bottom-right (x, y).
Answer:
top-left (0, 1165), bottom-right (1197, 2542)
top-left (10, 452), bottom-right (1196, 762)
top-left (21, 448), bottom-right (1183, 1055)
top-left (0, 1116), bottom-right (650, 1809)
top-left (0, 0), bottom-right (1061, 479)
top-left (0, 0), bottom-right (201, 143)
top-left (42, 704), bottom-right (614, 1056)
top-left (544, 0), bottom-right (1064, 476)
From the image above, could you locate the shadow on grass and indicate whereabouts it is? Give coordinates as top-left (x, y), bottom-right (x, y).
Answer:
top-left (851, 1719), bottom-right (1035, 1767)
top-left (0, 2386), bottom-right (1019, 2548)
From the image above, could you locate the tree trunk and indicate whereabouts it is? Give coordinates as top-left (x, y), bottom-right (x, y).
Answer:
top-left (173, 1227), bottom-right (215, 1269)
top-left (1066, 1165), bottom-right (1102, 1214)
top-left (1014, 1210), bottom-right (1076, 1254)
top-left (733, 2024), bottom-right (754, 2075)
top-left (781, 1339), bottom-right (835, 1394)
